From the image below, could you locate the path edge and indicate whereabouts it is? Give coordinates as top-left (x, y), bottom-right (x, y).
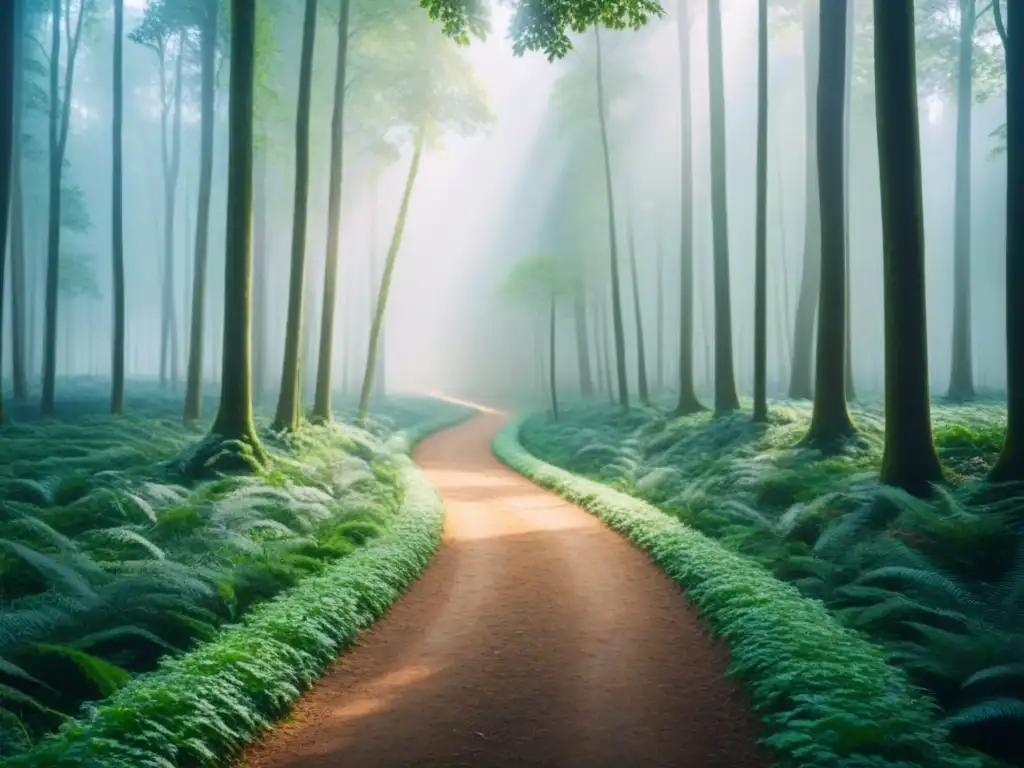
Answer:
top-left (5, 410), bottom-right (471, 768)
top-left (493, 413), bottom-right (988, 768)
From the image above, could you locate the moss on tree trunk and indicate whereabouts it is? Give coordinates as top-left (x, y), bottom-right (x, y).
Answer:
top-left (873, 0), bottom-right (943, 496)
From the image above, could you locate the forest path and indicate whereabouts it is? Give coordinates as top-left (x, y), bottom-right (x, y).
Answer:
top-left (243, 411), bottom-right (765, 768)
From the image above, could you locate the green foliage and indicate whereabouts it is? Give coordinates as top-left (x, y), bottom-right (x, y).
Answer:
top-left (0, 395), bottom-right (472, 759)
top-left (4, 460), bottom-right (445, 767)
top-left (520, 399), bottom-right (1021, 765)
top-left (496, 415), bottom-right (996, 767)
top-left (498, 250), bottom-right (573, 306)
top-left (419, 0), bottom-right (664, 59)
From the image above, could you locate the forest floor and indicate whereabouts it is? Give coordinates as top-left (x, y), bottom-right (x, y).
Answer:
top-left (519, 397), bottom-right (1022, 767)
top-left (243, 411), bottom-right (766, 768)
top-left (0, 379), bottom-right (470, 760)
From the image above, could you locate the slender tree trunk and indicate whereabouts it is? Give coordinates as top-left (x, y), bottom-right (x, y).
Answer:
top-left (753, 0), bottom-right (769, 422)
top-left (162, 37), bottom-right (184, 391)
top-left (549, 293), bottom-right (559, 420)
top-left (676, 0), bottom-right (703, 414)
top-left (804, 0), bottom-right (855, 448)
top-left (991, 0), bottom-right (1024, 481)
top-left (369, 163), bottom-right (385, 399)
top-left (199, 0), bottom-right (266, 467)
top-left (843, 0), bottom-right (856, 401)
top-left (272, 0), bottom-right (317, 432)
top-left (597, 295), bottom-right (614, 401)
top-left (873, 0), bottom-right (943, 495)
top-left (356, 130), bottom-right (424, 426)
top-left (252, 147), bottom-right (268, 405)
top-left (789, 0), bottom-right (821, 400)
top-left (111, 0), bottom-right (126, 415)
top-left (0, 0), bottom-right (14, 422)
top-left (626, 214), bottom-right (650, 404)
top-left (183, 1), bottom-right (218, 424)
top-left (9, 0), bottom-right (26, 400)
top-left (655, 233), bottom-right (664, 393)
top-left (590, 297), bottom-right (606, 396)
top-left (595, 27), bottom-right (629, 408)
top-left (707, 0), bottom-right (740, 414)
top-left (572, 287), bottom-right (593, 396)
top-left (42, 0), bottom-right (85, 415)
top-left (948, 0), bottom-right (976, 401)
top-left (311, 0), bottom-right (351, 423)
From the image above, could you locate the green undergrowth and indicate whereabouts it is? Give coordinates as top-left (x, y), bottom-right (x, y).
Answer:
top-left (498, 413), bottom-right (1002, 767)
top-left (0, 394), bottom-right (471, 760)
top-left (519, 400), bottom-right (1022, 765)
top-left (3, 458), bottom-right (445, 767)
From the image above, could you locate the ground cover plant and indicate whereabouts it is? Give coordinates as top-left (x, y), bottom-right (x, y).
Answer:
top-left (518, 398), bottom-right (1022, 767)
top-left (0, 381), bottom-right (470, 760)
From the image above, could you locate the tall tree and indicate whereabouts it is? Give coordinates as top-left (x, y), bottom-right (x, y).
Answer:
top-left (272, 0), bottom-right (317, 432)
top-left (311, 0), bottom-right (352, 424)
top-left (990, 0), bottom-right (1023, 481)
top-left (9, 0), bottom-right (26, 401)
top-left (183, 0), bottom-right (219, 424)
top-left (626, 213), bottom-right (649, 404)
top-left (803, 0), bottom-right (856, 448)
top-left (753, 0), bottom-right (769, 422)
top-left (789, 0), bottom-right (821, 401)
top-left (706, 0), bottom-right (740, 413)
top-left (111, 0), bottom-right (126, 415)
top-left (843, 0), bottom-right (855, 401)
top-left (41, 0), bottom-right (89, 415)
top-left (675, 0), bottom-right (703, 414)
top-left (873, 0), bottom-right (943, 494)
top-left (0, 0), bottom-right (14, 423)
top-left (183, 0), bottom-right (267, 475)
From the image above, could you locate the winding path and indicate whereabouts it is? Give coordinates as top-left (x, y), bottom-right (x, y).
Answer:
top-left (243, 412), bottom-right (765, 767)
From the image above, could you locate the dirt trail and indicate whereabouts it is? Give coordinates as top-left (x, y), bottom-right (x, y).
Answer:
top-left (243, 412), bottom-right (765, 768)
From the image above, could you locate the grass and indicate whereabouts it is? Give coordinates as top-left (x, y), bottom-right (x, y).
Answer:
top-left (515, 399), bottom-right (1021, 767)
top-left (0, 383), bottom-right (471, 761)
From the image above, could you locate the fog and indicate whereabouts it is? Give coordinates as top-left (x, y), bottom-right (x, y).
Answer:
top-left (1, 0), bottom-right (1008, 413)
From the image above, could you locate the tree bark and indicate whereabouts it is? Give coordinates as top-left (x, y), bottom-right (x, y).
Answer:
top-left (549, 292), bottom-right (559, 420)
top-left (41, 0), bottom-right (86, 415)
top-left (594, 27), bottom-right (629, 408)
top-left (160, 36), bottom-right (184, 391)
top-left (311, 0), bottom-right (351, 423)
top-left (626, 214), bottom-right (650, 404)
top-left (947, 0), bottom-right (976, 401)
top-left (356, 130), bottom-right (424, 426)
top-left (753, 0), bottom-right (769, 422)
top-left (843, 0), bottom-right (856, 401)
top-left (272, 0), bottom-right (317, 432)
top-left (675, 0), bottom-right (703, 414)
top-left (252, 147), bottom-right (268, 405)
top-left (991, 0), bottom-right (1024, 481)
top-left (707, 0), bottom-right (741, 414)
top-left (9, 0), bottom-right (26, 400)
top-left (655, 234), bottom-right (664, 393)
top-left (789, 0), bottom-right (821, 400)
top-left (183, 0), bottom-right (219, 424)
top-left (111, 0), bottom-right (126, 415)
top-left (873, 0), bottom-right (943, 494)
top-left (804, 0), bottom-right (856, 448)
top-left (0, 0), bottom-right (14, 422)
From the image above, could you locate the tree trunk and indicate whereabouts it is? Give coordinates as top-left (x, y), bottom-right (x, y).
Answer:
top-left (356, 130), bottom-right (424, 426)
top-left (252, 147), bottom-right (268, 405)
top-left (0, 0), bottom-right (13, 422)
top-left (198, 0), bottom-right (266, 469)
top-left (626, 214), bottom-right (650, 404)
top-left (990, 0), bottom-right (1024, 481)
top-left (369, 163), bottom-right (385, 399)
top-left (597, 295), bottom-right (614, 401)
top-left (947, 0), bottom-right (976, 401)
top-left (590, 297), bottom-right (606, 396)
top-left (873, 0), bottom-right (943, 495)
top-left (9, 0), bottom-right (26, 400)
top-left (843, 0), bottom-right (856, 401)
top-left (595, 27), bottom-right (629, 408)
top-left (804, 0), bottom-right (856, 448)
top-left (572, 287), bottom-right (593, 396)
top-left (753, 0), bottom-right (769, 422)
top-left (655, 234), bottom-right (664, 393)
top-left (311, 0), bottom-right (351, 423)
top-left (707, 0), bottom-right (740, 414)
top-left (111, 0), bottom-right (126, 415)
top-left (183, 1), bottom-right (218, 424)
top-left (789, 0), bottom-right (821, 400)
top-left (272, 0), bottom-right (317, 433)
top-left (675, 0), bottom-right (703, 414)
top-left (161, 37), bottom-right (184, 391)
top-left (549, 292), bottom-right (559, 420)
top-left (41, 0), bottom-right (85, 415)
